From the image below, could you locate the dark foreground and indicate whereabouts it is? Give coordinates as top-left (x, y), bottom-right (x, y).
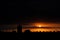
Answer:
top-left (0, 32), bottom-right (60, 40)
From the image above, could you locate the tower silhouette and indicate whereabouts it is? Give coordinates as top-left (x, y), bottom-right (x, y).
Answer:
top-left (17, 24), bottom-right (22, 39)
top-left (17, 24), bottom-right (22, 33)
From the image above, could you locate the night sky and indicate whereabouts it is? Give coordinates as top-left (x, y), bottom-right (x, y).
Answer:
top-left (1, 0), bottom-right (60, 32)
top-left (2, 0), bottom-right (58, 24)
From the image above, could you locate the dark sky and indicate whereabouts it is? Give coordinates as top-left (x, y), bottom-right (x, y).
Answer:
top-left (4, 0), bottom-right (59, 24)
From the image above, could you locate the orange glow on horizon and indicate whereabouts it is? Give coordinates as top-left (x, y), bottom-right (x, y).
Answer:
top-left (33, 23), bottom-right (47, 27)
top-left (29, 22), bottom-right (60, 27)
top-left (38, 25), bottom-right (42, 27)
top-left (35, 25), bottom-right (42, 27)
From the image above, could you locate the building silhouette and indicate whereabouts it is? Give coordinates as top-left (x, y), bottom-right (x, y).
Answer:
top-left (17, 24), bottom-right (22, 39)
top-left (17, 24), bottom-right (22, 33)
top-left (24, 30), bottom-right (31, 33)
